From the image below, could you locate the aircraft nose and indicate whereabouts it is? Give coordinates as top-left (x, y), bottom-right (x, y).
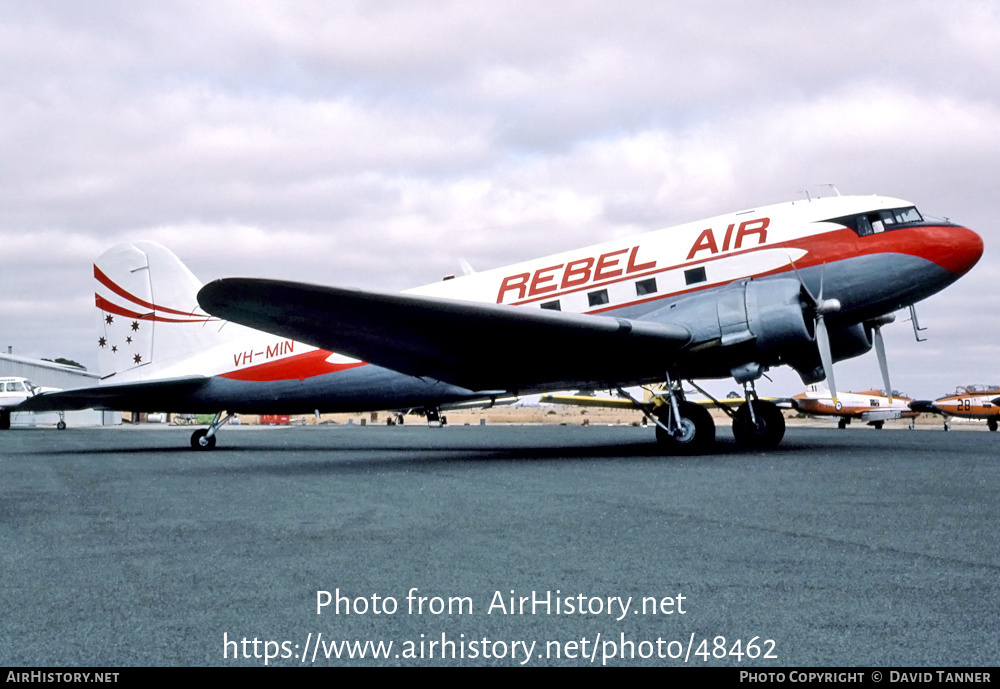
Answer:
top-left (932, 224), bottom-right (983, 277)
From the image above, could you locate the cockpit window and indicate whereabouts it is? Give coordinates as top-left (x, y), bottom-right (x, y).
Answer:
top-left (825, 206), bottom-right (925, 237)
top-left (891, 207), bottom-right (922, 224)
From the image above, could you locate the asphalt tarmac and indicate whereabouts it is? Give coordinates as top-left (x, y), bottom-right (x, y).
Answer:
top-left (2, 423), bottom-right (997, 667)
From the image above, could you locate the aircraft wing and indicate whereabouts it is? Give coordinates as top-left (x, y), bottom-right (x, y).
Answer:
top-left (18, 376), bottom-right (211, 413)
top-left (198, 278), bottom-right (692, 392)
top-left (539, 393), bottom-right (640, 409)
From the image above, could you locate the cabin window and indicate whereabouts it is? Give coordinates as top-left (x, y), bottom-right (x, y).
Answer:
top-left (684, 267), bottom-right (707, 285)
top-left (588, 289), bottom-right (610, 307)
top-left (540, 300), bottom-right (561, 311)
top-left (635, 278), bottom-right (657, 296)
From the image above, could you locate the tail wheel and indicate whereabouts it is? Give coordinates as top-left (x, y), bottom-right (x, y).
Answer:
top-left (190, 428), bottom-right (217, 450)
top-left (654, 401), bottom-right (716, 455)
top-left (732, 400), bottom-right (786, 450)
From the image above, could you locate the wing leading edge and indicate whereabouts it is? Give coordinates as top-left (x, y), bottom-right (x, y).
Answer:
top-left (197, 278), bottom-right (691, 392)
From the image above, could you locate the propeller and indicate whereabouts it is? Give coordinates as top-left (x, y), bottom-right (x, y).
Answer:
top-left (790, 261), bottom-right (841, 405)
top-left (789, 259), bottom-right (897, 408)
top-left (868, 314), bottom-right (896, 401)
top-left (812, 296), bottom-right (842, 406)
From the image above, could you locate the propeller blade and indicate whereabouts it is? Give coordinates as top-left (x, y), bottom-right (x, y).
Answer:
top-left (816, 316), bottom-right (838, 406)
top-left (788, 257), bottom-right (819, 306)
top-left (873, 325), bottom-right (892, 402)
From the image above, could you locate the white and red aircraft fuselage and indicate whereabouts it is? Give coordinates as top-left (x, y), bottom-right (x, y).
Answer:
top-left (24, 193), bottom-right (982, 452)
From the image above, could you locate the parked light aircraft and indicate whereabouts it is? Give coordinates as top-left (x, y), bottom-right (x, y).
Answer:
top-left (791, 383), bottom-right (917, 429)
top-left (0, 377), bottom-right (63, 429)
top-left (22, 193), bottom-right (982, 452)
top-left (909, 385), bottom-right (1000, 431)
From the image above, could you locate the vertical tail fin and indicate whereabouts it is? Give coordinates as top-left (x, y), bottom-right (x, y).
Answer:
top-left (94, 242), bottom-right (235, 381)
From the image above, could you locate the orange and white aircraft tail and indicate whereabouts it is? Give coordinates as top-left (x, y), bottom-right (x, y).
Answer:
top-left (94, 242), bottom-right (243, 382)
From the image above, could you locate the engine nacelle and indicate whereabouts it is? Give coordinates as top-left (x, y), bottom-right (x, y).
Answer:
top-left (648, 278), bottom-right (875, 383)
top-left (792, 322), bottom-right (875, 384)
top-left (651, 278), bottom-right (811, 381)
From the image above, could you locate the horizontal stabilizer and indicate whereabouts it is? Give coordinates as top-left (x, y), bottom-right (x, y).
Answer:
top-left (18, 376), bottom-right (210, 413)
top-left (198, 278), bottom-right (692, 391)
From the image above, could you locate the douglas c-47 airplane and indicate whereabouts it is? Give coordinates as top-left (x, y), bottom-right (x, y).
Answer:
top-left (22, 193), bottom-right (982, 453)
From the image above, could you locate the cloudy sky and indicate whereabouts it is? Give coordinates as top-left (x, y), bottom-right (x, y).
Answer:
top-left (1, 1), bottom-right (997, 399)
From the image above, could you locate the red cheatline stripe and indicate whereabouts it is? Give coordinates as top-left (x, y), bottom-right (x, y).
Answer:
top-left (94, 264), bottom-right (204, 317)
top-left (509, 224), bottom-right (976, 308)
top-left (95, 294), bottom-right (212, 323)
top-left (220, 348), bottom-right (367, 382)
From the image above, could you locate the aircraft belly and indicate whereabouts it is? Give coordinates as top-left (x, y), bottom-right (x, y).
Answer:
top-left (195, 365), bottom-right (479, 414)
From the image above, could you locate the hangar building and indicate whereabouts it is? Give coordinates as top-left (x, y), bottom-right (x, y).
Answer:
top-left (0, 351), bottom-right (119, 427)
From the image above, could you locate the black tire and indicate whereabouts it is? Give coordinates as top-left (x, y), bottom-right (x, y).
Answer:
top-left (654, 401), bottom-right (716, 455)
top-left (0, 411), bottom-right (9, 430)
top-left (989, 419), bottom-right (998, 432)
top-left (190, 428), bottom-right (217, 450)
top-left (56, 420), bottom-right (67, 430)
top-left (732, 400), bottom-right (786, 450)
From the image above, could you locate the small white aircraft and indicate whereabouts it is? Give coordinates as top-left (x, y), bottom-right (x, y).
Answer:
top-left (791, 383), bottom-right (918, 429)
top-left (23, 193), bottom-right (982, 453)
top-left (0, 377), bottom-right (64, 429)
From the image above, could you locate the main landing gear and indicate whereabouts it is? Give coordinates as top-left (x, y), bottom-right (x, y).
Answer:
top-left (653, 400), bottom-right (715, 454)
top-left (731, 397), bottom-right (786, 450)
top-left (623, 376), bottom-right (786, 455)
top-left (621, 376), bottom-right (715, 455)
top-left (190, 411), bottom-right (235, 450)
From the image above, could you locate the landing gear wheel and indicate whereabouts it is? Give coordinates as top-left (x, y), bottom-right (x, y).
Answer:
top-left (838, 418), bottom-right (849, 430)
top-left (0, 411), bottom-right (9, 430)
top-left (990, 419), bottom-right (998, 432)
top-left (190, 428), bottom-right (217, 450)
top-left (732, 400), bottom-right (785, 450)
top-left (654, 401), bottom-right (715, 455)
top-left (56, 420), bottom-right (67, 430)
